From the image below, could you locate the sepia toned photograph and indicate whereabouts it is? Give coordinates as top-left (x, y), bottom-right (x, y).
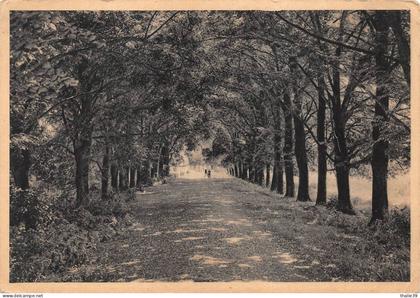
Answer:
top-left (2, 1), bottom-right (418, 293)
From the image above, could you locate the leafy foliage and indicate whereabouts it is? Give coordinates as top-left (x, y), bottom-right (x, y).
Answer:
top-left (9, 10), bottom-right (410, 281)
top-left (10, 189), bottom-right (134, 282)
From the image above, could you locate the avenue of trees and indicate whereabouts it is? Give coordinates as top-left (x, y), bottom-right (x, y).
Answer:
top-left (11, 11), bottom-right (211, 213)
top-left (10, 10), bottom-right (410, 229)
top-left (206, 11), bottom-right (410, 223)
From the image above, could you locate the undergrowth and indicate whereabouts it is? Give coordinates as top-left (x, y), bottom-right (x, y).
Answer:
top-left (236, 179), bottom-right (410, 281)
top-left (313, 206), bottom-right (410, 281)
top-left (9, 185), bottom-right (136, 282)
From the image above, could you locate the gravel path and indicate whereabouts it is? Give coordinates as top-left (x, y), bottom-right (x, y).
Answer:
top-left (72, 178), bottom-right (347, 282)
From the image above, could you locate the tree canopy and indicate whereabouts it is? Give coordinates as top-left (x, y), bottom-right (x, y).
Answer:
top-left (10, 10), bottom-right (410, 224)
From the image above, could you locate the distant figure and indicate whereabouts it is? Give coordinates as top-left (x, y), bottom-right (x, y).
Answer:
top-left (207, 169), bottom-right (211, 178)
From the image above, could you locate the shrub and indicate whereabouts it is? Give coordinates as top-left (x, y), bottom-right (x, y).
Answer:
top-left (10, 186), bottom-right (40, 229)
top-left (366, 207), bottom-right (410, 251)
top-left (9, 185), bottom-right (56, 229)
top-left (65, 207), bottom-right (97, 229)
top-left (10, 186), bottom-right (135, 282)
top-left (126, 188), bottom-right (136, 201)
top-left (325, 195), bottom-right (339, 210)
top-left (86, 198), bottom-right (128, 218)
top-left (10, 221), bottom-right (97, 282)
top-left (319, 207), bottom-right (410, 281)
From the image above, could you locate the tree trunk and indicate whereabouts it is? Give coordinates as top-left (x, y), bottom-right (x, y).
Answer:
top-left (139, 161), bottom-right (151, 186)
top-left (118, 170), bottom-right (123, 190)
top-left (271, 131), bottom-right (280, 192)
top-left (278, 160), bottom-right (284, 194)
top-left (156, 160), bottom-right (160, 179)
top-left (148, 160), bottom-right (153, 180)
top-left (256, 164), bottom-right (264, 186)
top-left (151, 162), bottom-right (157, 179)
top-left (271, 130), bottom-right (284, 194)
top-left (118, 168), bottom-right (124, 190)
top-left (265, 164), bottom-right (270, 188)
top-left (111, 163), bottom-right (118, 191)
top-left (129, 167), bottom-right (136, 188)
top-left (119, 167), bottom-right (128, 190)
top-left (74, 136), bottom-right (91, 207)
top-left (329, 29), bottom-right (355, 215)
top-left (271, 164), bottom-right (278, 191)
top-left (271, 45), bottom-right (291, 196)
top-left (11, 149), bottom-right (31, 190)
top-left (333, 116), bottom-right (354, 214)
top-left (335, 162), bottom-right (353, 208)
top-left (370, 11), bottom-right (391, 224)
top-left (126, 167), bottom-right (130, 188)
top-left (251, 163), bottom-right (256, 183)
top-left (289, 57), bottom-right (310, 202)
top-left (316, 74), bottom-right (327, 205)
top-left (271, 163), bottom-right (284, 195)
top-left (282, 93), bottom-right (295, 197)
top-left (249, 166), bottom-right (253, 182)
top-left (293, 115), bottom-right (311, 202)
top-left (116, 170), bottom-right (120, 190)
top-left (136, 165), bottom-right (142, 187)
top-left (270, 160), bottom-right (286, 194)
top-left (161, 145), bottom-right (170, 177)
top-left (101, 144), bottom-right (110, 200)
top-left (240, 163), bottom-right (246, 179)
top-left (73, 62), bottom-right (95, 207)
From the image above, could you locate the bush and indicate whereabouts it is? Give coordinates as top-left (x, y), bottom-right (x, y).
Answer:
top-left (65, 207), bottom-right (97, 229)
top-left (10, 221), bottom-right (98, 282)
top-left (10, 186), bottom-right (39, 229)
top-left (325, 195), bottom-right (339, 210)
top-left (126, 188), bottom-right (136, 201)
top-left (366, 207), bottom-right (410, 251)
top-left (10, 186), bottom-right (135, 282)
top-left (319, 207), bottom-right (410, 281)
top-left (85, 193), bottom-right (130, 218)
top-left (9, 185), bottom-right (56, 229)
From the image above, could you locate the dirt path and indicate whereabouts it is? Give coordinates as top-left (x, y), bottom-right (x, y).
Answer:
top-left (69, 178), bottom-right (354, 282)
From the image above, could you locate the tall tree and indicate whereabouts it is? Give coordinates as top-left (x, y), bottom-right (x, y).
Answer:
top-left (370, 11), bottom-right (391, 223)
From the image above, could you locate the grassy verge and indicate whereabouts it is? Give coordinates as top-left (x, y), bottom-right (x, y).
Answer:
top-left (235, 178), bottom-right (410, 281)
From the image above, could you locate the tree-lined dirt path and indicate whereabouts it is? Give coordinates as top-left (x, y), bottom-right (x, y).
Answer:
top-left (66, 178), bottom-right (355, 282)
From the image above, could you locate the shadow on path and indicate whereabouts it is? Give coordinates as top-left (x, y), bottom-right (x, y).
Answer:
top-left (66, 178), bottom-right (342, 281)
